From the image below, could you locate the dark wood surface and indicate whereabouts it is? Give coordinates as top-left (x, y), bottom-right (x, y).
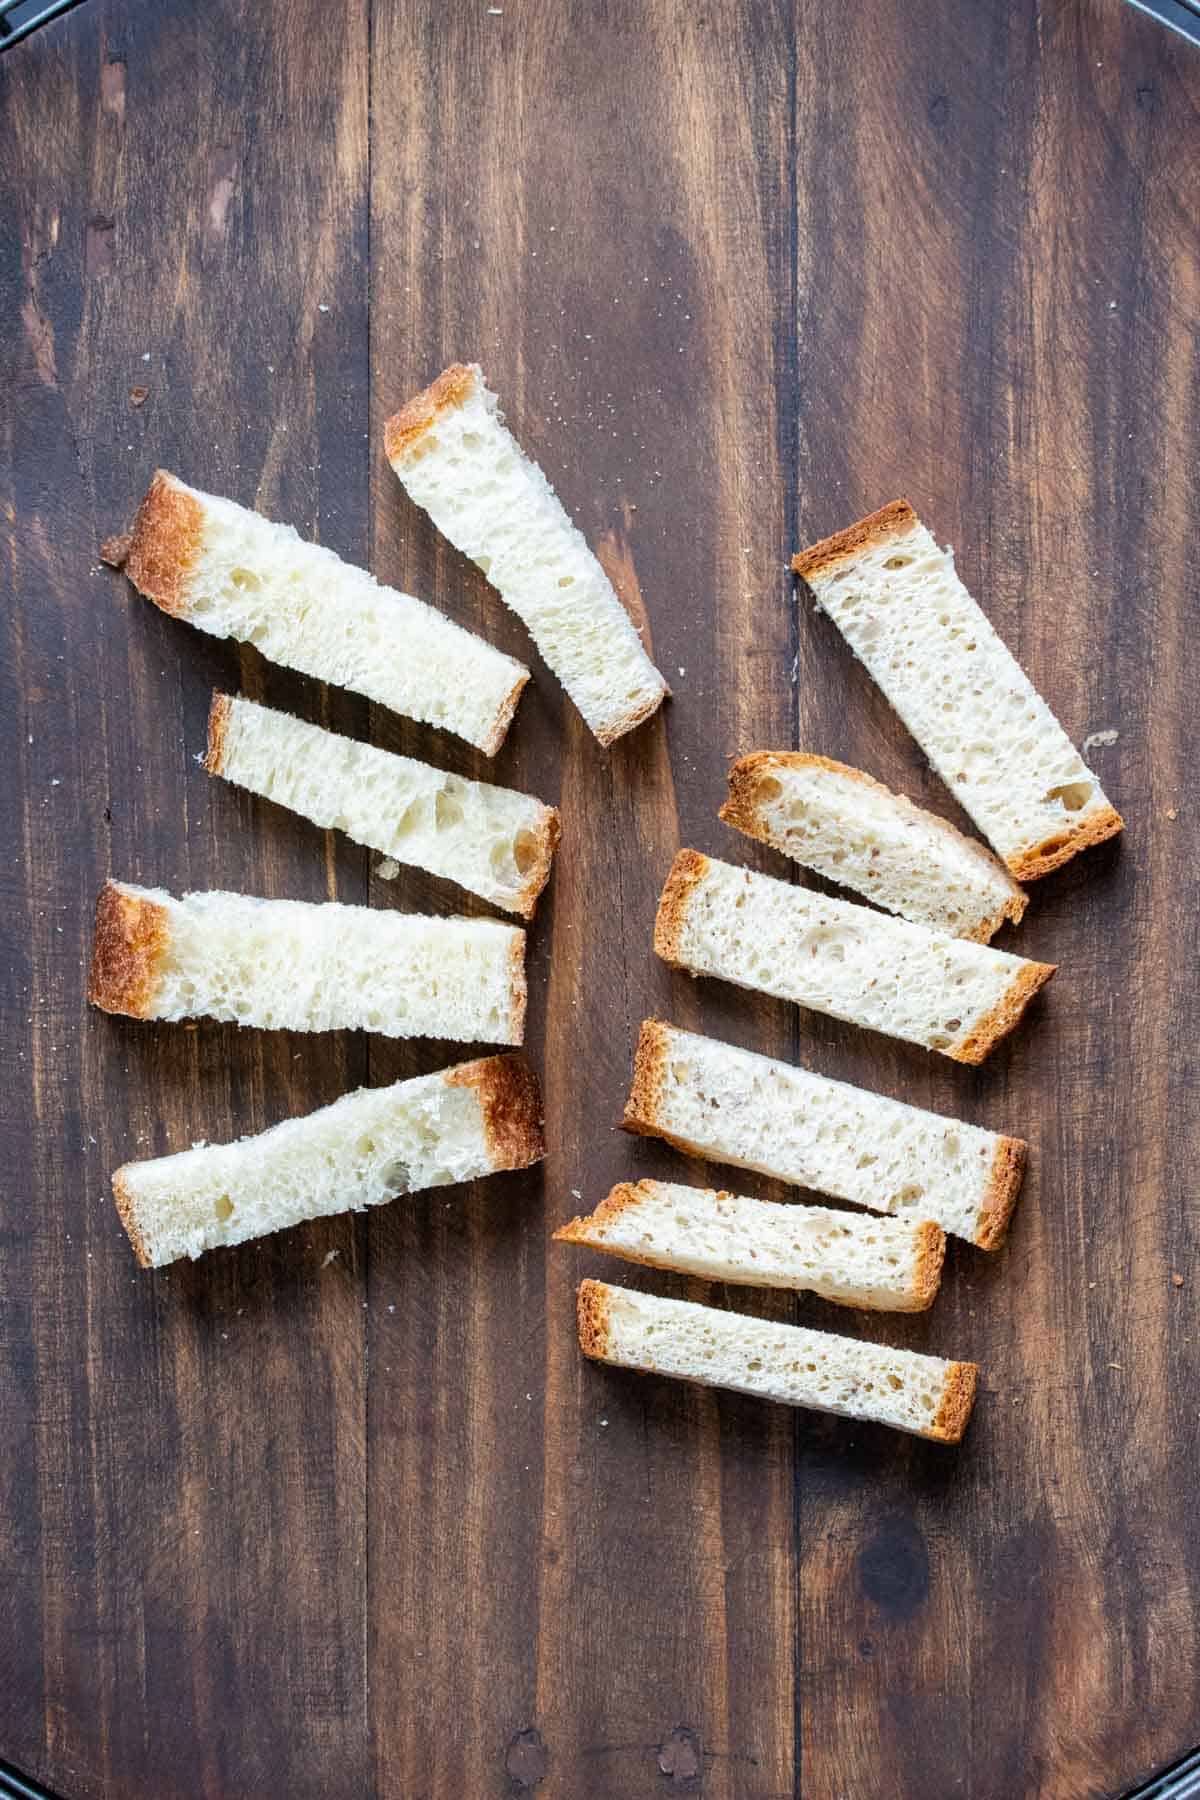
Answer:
top-left (2, 2), bottom-right (1197, 1795)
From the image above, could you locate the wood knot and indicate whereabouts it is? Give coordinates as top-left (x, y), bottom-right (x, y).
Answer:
top-left (857, 1512), bottom-right (929, 1620)
top-left (504, 1726), bottom-right (548, 1790)
top-left (657, 1725), bottom-right (703, 1789)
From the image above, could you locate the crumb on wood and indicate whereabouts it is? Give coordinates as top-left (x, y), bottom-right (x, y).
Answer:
top-left (1166, 807), bottom-right (1178, 821)
top-left (1173, 1272), bottom-right (1185, 1288)
top-left (321, 1248), bottom-right (339, 1267)
top-left (375, 858), bottom-right (400, 881)
top-left (129, 386), bottom-right (149, 407)
top-left (100, 532), bottom-right (132, 568)
top-left (1082, 727), bottom-right (1119, 752)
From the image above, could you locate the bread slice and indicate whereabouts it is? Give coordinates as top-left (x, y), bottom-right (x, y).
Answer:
top-left (204, 693), bottom-right (559, 919)
top-left (88, 880), bottom-right (526, 1043)
top-left (113, 1053), bottom-right (544, 1267)
top-left (622, 1020), bottom-right (1026, 1249)
top-left (577, 1281), bottom-right (976, 1442)
top-left (655, 851), bottom-right (1054, 1063)
top-left (721, 752), bottom-right (1027, 943)
top-left (792, 501), bottom-right (1124, 880)
top-left (555, 1178), bottom-right (945, 1312)
top-left (110, 470), bottom-right (529, 755)
top-left (385, 364), bottom-right (669, 745)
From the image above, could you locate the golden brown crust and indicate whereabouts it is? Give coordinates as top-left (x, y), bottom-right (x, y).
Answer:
top-left (444, 1054), bottom-right (545, 1171)
top-left (87, 881), bottom-right (170, 1018)
top-left (507, 933), bottom-right (528, 1044)
top-left (720, 751), bottom-right (1028, 943)
top-left (791, 500), bottom-right (918, 583)
top-left (653, 850), bottom-right (710, 967)
top-left (203, 691), bottom-right (233, 776)
top-left (949, 959), bottom-right (1056, 1065)
top-left (928, 1360), bottom-right (978, 1443)
top-left (620, 1019), bottom-right (671, 1136)
top-left (513, 806), bottom-right (562, 920)
top-left (974, 1135), bottom-right (1028, 1251)
top-left (910, 1221), bottom-right (947, 1312)
top-left (384, 363), bottom-right (480, 465)
top-left (111, 1167), bottom-right (153, 1269)
top-left (592, 681), bottom-right (670, 748)
top-left (1007, 803), bottom-right (1125, 881)
top-left (963, 895), bottom-right (1029, 945)
top-left (550, 1180), bottom-right (665, 1252)
top-left (481, 668), bottom-right (532, 758)
top-left (123, 470), bottom-right (205, 617)
top-left (576, 1279), bottom-right (612, 1360)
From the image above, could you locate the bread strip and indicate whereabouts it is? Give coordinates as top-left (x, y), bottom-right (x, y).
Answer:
top-left (88, 880), bottom-right (526, 1043)
top-left (385, 363), bottom-right (669, 745)
top-left (577, 1281), bottom-right (977, 1442)
top-left (721, 751), bottom-right (1027, 943)
top-left (655, 851), bottom-right (1053, 1063)
top-left (792, 501), bottom-right (1124, 879)
top-left (113, 1054), bottom-right (544, 1267)
top-left (113, 470), bottom-right (528, 755)
top-left (555, 1178), bottom-right (945, 1312)
top-left (622, 1020), bottom-right (1025, 1249)
top-left (204, 693), bottom-right (559, 919)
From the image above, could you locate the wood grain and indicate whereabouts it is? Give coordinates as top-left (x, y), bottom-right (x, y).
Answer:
top-left (1, 1), bottom-right (1198, 1797)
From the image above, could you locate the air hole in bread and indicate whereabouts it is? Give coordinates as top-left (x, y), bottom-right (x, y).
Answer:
top-left (884, 555), bottom-right (913, 570)
top-left (213, 1194), bottom-right (235, 1222)
top-left (557, 576), bottom-right (575, 589)
top-left (435, 789), bottom-right (464, 830)
top-left (382, 1159), bottom-right (411, 1193)
top-left (230, 567), bottom-right (262, 592)
top-left (513, 830), bottom-right (539, 876)
top-left (1044, 780), bottom-right (1093, 812)
top-left (394, 798), bottom-right (424, 839)
top-left (757, 776), bottom-right (784, 802)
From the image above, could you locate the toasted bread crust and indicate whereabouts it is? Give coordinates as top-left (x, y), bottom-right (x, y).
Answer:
top-left (720, 750), bottom-right (1028, 943)
top-left (507, 934), bottom-right (529, 1044)
top-left (445, 1054), bottom-right (545, 1170)
top-left (554, 1180), bottom-right (648, 1245)
top-left (621, 1019), bottom-right (671, 1135)
top-left (593, 682), bottom-right (669, 748)
top-left (112, 1167), bottom-right (153, 1269)
top-left (483, 668), bottom-right (532, 759)
top-left (949, 958), bottom-right (1056, 1065)
top-left (203, 691), bottom-right (233, 775)
top-left (123, 470), bottom-right (205, 616)
top-left (576, 1279), bottom-right (612, 1359)
top-left (1008, 803), bottom-right (1124, 881)
top-left (911, 1221), bottom-right (947, 1311)
top-left (975, 1135), bottom-right (1028, 1251)
top-left (929, 1360), bottom-right (978, 1443)
top-left (791, 500), bottom-right (918, 583)
top-left (87, 881), bottom-right (170, 1018)
top-left (513, 807), bottom-right (562, 920)
top-left (653, 851), bottom-right (710, 967)
top-left (384, 363), bottom-right (479, 465)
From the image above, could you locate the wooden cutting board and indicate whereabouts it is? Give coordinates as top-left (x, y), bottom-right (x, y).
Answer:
top-left (2, 2), bottom-right (1197, 1796)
